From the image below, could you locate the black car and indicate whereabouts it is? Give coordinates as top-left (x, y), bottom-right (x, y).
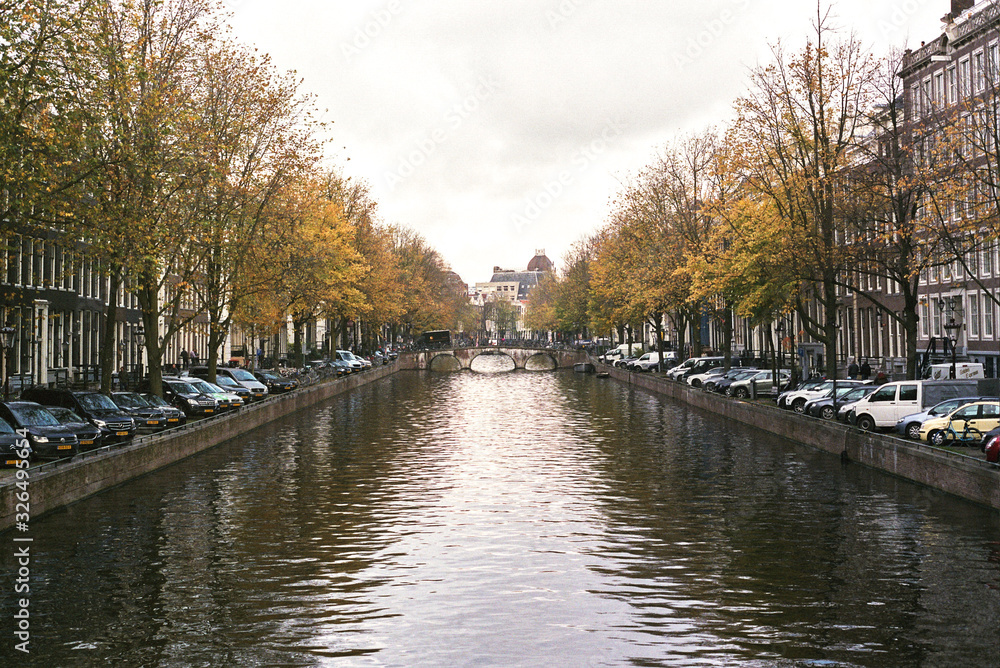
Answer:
top-left (19, 387), bottom-right (137, 444)
top-left (46, 406), bottom-right (105, 451)
top-left (0, 401), bottom-right (79, 460)
top-left (253, 370), bottom-right (297, 394)
top-left (0, 418), bottom-right (31, 467)
top-left (149, 377), bottom-right (218, 417)
top-left (139, 393), bottom-right (188, 426)
top-left (109, 391), bottom-right (168, 433)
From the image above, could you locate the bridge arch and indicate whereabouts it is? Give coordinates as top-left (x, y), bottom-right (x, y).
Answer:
top-left (399, 347), bottom-right (588, 371)
top-left (429, 354), bottom-right (462, 372)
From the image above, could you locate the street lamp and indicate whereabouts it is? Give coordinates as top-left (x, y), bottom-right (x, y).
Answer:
top-left (133, 325), bottom-right (145, 382)
top-left (0, 324), bottom-right (15, 400)
top-left (938, 296), bottom-right (963, 379)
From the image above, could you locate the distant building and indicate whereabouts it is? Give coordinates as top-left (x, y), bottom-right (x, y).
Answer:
top-left (472, 251), bottom-right (553, 340)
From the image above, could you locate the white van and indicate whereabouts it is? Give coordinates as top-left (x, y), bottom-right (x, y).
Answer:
top-left (849, 379), bottom-right (979, 431)
top-left (600, 343), bottom-right (644, 364)
top-left (925, 363), bottom-right (985, 380)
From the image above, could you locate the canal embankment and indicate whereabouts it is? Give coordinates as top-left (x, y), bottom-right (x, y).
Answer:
top-left (0, 362), bottom-right (398, 532)
top-left (606, 364), bottom-right (1000, 510)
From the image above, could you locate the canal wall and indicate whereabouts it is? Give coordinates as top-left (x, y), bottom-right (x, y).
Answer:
top-left (608, 365), bottom-right (1000, 510)
top-left (0, 363), bottom-right (397, 532)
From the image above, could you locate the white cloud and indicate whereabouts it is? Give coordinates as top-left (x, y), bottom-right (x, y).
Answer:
top-left (226, 0), bottom-right (946, 284)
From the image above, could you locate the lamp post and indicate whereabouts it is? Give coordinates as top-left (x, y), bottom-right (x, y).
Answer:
top-left (133, 325), bottom-right (145, 384)
top-left (0, 324), bottom-right (15, 400)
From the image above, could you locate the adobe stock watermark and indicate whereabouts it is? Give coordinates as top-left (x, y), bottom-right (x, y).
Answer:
top-left (384, 76), bottom-right (500, 191)
top-left (674, 0), bottom-right (751, 72)
top-left (511, 118), bottom-right (627, 233)
top-left (876, 0), bottom-right (933, 40)
top-left (341, 0), bottom-right (405, 62)
top-left (545, 0), bottom-right (595, 30)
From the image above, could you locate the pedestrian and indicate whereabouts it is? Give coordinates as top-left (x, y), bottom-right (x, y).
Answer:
top-left (180, 348), bottom-right (189, 369)
top-left (190, 350), bottom-right (199, 367)
top-left (847, 358), bottom-right (859, 380)
top-left (860, 359), bottom-right (871, 381)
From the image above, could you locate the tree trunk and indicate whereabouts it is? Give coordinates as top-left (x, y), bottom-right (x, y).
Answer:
top-left (99, 269), bottom-right (122, 394)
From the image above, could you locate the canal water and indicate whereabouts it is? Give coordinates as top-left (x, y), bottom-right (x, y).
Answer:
top-left (2, 366), bottom-right (999, 667)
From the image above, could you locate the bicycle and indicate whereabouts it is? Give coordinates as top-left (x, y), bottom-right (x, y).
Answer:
top-left (927, 420), bottom-right (982, 447)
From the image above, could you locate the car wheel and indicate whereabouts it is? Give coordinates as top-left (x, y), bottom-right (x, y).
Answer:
top-left (856, 415), bottom-right (875, 432)
top-left (929, 429), bottom-right (947, 447)
top-left (792, 399), bottom-right (806, 414)
top-left (691, 379), bottom-right (701, 388)
top-left (734, 387), bottom-right (748, 399)
top-left (905, 422), bottom-right (921, 440)
top-left (820, 405), bottom-right (836, 420)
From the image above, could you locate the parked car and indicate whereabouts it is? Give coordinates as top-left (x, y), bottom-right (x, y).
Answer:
top-left (894, 396), bottom-right (996, 440)
top-left (0, 401), bottom-right (79, 460)
top-left (686, 366), bottom-right (727, 387)
top-left (330, 358), bottom-right (352, 376)
top-left (150, 377), bottom-right (218, 417)
top-left (253, 370), bottom-right (297, 393)
top-left (628, 352), bottom-right (665, 372)
top-left (45, 406), bottom-right (105, 451)
top-left (804, 385), bottom-right (879, 421)
top-left (19, 387), bottom-right (137, 444)
top-left (776, 377), bottom-right (836, 408)
top-left (109, 391), bottom-right (167, 433)
top-left (729, 369), bottom-right (791, 399)
top-left (190, 366), bottom-right (269, 401)
top-left (204, 374), bottom-right (252, 404)
top-left (0, 418), bottom-right (31, 467)
top-left (714, 369), bottom-right (761, 395)
top-left (782, 379), bottom-right (869, 414)
top-left (139, 393), bottom-right (189, 426)
top-left (335, 350), bottom-right (364, 371)
top-left (183, 378), bottom-right (243, 411)
top-left (981, 426), bottom-right (1000, 463)
top-left (667, 356), bottom-right (726, 381)
top-left (918, 401), bottom-right (1000, 446)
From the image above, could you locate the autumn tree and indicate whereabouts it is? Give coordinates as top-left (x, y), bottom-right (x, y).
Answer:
top-left (732, 5), bottom-right (878, 378)
top-left (76, 0), bottom-right (218, 394)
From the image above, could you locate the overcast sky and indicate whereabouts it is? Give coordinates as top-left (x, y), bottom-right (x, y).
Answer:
top-left (225, 0), bottom-right (949, 285)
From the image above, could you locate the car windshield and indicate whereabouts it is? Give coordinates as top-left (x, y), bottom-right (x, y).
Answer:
top-left (187, 379), bottom-right (218, 394)
top-left (11, 404), bottom-right (60, 426)
top-left (0, 418), bottom-right (15, 434)
top-left (113, 393), bottom-right (145, 409)
top-left (841, 387), bottom-right (872, 402)
top-left (48, 407), bottom-right (85, 423)
top-left (166, 381), bottom-right (198, 395)
top-left (215, 376), bottom-right (240, 389)
top-left (229, 369), bottom-right (256, 381)
top-left (78, 393), bottom-right (119, 411)
top-left (142, 394), bottom-right (168, 407)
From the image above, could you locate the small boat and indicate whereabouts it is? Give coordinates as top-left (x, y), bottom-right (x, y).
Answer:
top-left (596, 371), bottom-right (610, 378)
top-left (574, 362), bottom-right (595, 373)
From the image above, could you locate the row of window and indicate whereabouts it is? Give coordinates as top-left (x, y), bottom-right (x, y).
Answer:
top-left (911, 41), bottom-right (1000, 117)
top-left (919, 292), bottom-right (997, 339)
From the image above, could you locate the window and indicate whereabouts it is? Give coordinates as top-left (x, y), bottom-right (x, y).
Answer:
top-left (970, 292), bottom-right (980, 337)
top-left (933, 302), bottom-right (942, 337)
top-left (959, 57), bottom-right (970, 98)
top-left (973, 50), bottom-right (985, 92)
top-left (922, 78), bottom-right (933, 114)
top-left (985, 243), bottom-right (996, 276)
top-left (947, 66), bottom-right (957, 104)
top-left (985, 297), bottom-right (995, 338)
top-left (921, 301), bottom-right (930, 338)
top-left (934, 71), bottom-right (945, 106)
top-left (990, 43), bottom-right (999, 85)
top-left (911, 84), bottom-right (921, 118)
top-left (870, 385), bottom-right (898, 402)
top-left (899, 385), bottom-right (918, 402)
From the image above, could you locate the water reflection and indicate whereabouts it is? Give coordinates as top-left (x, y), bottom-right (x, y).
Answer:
top-left (1, 371), bottom-right (998, 666)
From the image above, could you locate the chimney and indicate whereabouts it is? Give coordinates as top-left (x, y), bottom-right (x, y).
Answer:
top-left (952, 0), bottom-right (974, 16)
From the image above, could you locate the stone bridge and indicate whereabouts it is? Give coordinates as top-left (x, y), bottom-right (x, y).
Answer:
top-left (398, 347), bottom-right (589, 371)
